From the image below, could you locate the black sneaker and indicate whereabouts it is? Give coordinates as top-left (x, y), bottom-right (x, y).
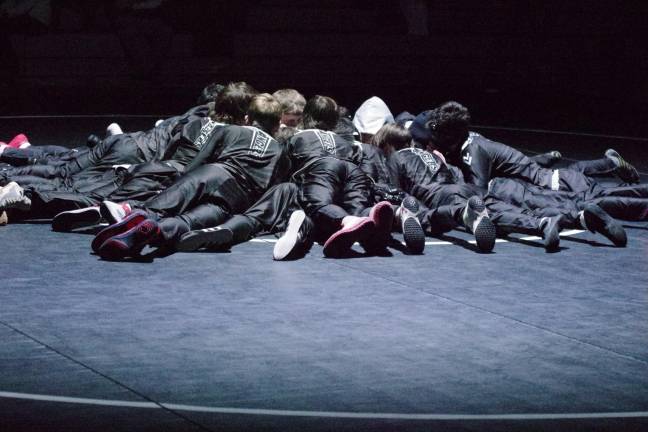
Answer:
top-left (396, 197), bottom-right (425, 254)
top-left (52, 207), bottom-right (102, 232)
top-left (462, 196), bottom-right (496, 252)
top-left (273, 210), bottom-right (314, 260)
top-left (540, 216), bottom-right (562, 252)
top-left (581, 204), bottom-right (627, 247)
top-left (86, 134), bottom-right (102, 148)
top-left (176, 226), bottom-right (234, 252)
top-left (605, 149), bottom-right (640, 184)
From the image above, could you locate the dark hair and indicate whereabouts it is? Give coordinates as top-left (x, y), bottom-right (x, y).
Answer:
top-left (247, 93), bottom-right (282, 134)
top-left (337, 105), bottom-right (352, 119)
top-left (302, 95), bottom-right (339, 131)
top-left (197, 82), bottom-right (225, 105)
top-left (212, 81), bottom-right (258, 125)
top-left (371, 123), bottom-right (412, 153)
top-left (427, 101), bottom-right (471, 151)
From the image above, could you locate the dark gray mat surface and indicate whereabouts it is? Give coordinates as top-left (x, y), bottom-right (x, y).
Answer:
top-left (1, 117), bottom-right (647, 431)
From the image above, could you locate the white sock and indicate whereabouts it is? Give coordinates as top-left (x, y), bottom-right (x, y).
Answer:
top-left (0, 144), bottom-right (6, 156)
top-left (19, 141), bottom-right (31, 149)
top-left (155, 119), bottom-right (163, 127)
top-left (578, 211), bottom-right (589, 230)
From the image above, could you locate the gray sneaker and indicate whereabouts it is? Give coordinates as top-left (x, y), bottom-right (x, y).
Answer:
top-left (462, 196), bottom-right (496, 253)
top-left (605, 149), bottom-right (640, 184)
top-left (0, 182), bottom-right (31, 211)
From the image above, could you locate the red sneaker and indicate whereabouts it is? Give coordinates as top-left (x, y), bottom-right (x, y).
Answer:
top-left (97, 219), bottom-right (161, 260)
top-left (323, 216), bottom-right (374, 258)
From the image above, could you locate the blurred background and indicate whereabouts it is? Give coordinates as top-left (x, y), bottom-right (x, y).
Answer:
top-left (1, 0), bottom-right (646, 137)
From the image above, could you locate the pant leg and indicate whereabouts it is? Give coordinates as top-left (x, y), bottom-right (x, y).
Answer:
top-left (595, 183), bottom-right (648, 198)
top-left (590, 196), bottom-right (648, 221)
top-left (158, 203), bottom-right (230, 243)
top-left (108, 161), bottom-right (180, 203)
top-left (141, 163), bottom-right (248, 219)
top-left (567, 157), bottom-right (616, 177)
top-left (341, 162), bottom-right (373, 217)
top-left (411, 183), bottom-right (473, 235)
top-left (243, 182), bottom-right (301, 234)
top-left (28, 190), bottom-right (102, 219)
top-left (297, 159), bottom-right (349, 241)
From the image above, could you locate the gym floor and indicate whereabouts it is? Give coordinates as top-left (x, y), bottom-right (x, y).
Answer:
top-left (1, 116), bottom-right (647, 432)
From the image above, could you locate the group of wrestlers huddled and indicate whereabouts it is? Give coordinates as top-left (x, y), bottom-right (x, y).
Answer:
top-left (0, 82), bottom-right (645, 260)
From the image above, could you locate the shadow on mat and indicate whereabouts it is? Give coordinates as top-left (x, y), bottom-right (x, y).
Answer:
top-left (500, 235), bottom-right (565, 253)
top-left (435, 233), bottom-right (495, 254)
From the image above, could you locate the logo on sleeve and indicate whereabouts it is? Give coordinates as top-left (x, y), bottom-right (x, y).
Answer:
top-left (315, 131), bottom-right (337, 155)
top-left (248, 129), bottom-right (272, 157)
top-left (194, 119), bottom-right (222, 150)
top-left (409, 148), bottom-right (440, 173)
top-left (462, 152), bottom-right (472, 165)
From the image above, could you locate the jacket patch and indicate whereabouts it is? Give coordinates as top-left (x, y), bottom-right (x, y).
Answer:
top-left (248, 129), bottom-right (272, 157)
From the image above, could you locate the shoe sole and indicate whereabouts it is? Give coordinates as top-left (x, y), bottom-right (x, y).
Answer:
top-left (400, 197), bottom-right (425, 254)
top-left (97, 219), bottom-right (159, 260)
top-left (177, 228), bottom-right (234, 252)
top-left (91, 210), bottom-right (147, 253)
top-left (361, 202), bottom-right (394, 254)
top-left (273, 210), bottom-right (306, 260)
top-left (52, 208), bottom-right (101, 232)
top-left (323, 219), bottom-right (374, 258)
top-left (474, 216), bottom-right (496, 253)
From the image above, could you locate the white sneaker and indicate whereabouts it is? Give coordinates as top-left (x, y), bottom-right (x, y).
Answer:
top-left (0, 182), bottom-right (31, 211)
top-left (106, 122), bottom-right (123, 136)
top-left (100, 200), bottom-right (132, 224)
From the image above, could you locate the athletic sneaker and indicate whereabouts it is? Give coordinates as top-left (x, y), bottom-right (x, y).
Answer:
top-left (605, 149), bottom-right (640, 184)
top-left (0, 181), bottom-right (31, 211)
top-left (91, 210), bottom-right (148, 253)
top-left (100, 200), bottom-right (132, 224)
top-left (323, 216), bottom-right (375, 258)
top-left (96, 218), bottom-right (161, 260)
top-left (86, 134), bottom-right (102, 148)
top-left (52, 206), bottom-right (102, 232)
top-left (580, 204), bottom-right (627, 247)
top-left (106, 122), bottom-right (123, 136)
top-left (395, 197), bottom-right (425, 254)
top-left (273, 210), bottom-right (314, 260)
top-left (462, 196), bottom-right (496, 253)
top-left (359, 201), bottom-right (394, 254)
top-left (8, 133), bottom-right (30, 149)
top-left (539, 215), bottom-right (562, 252)
top-left (176, 226), bottom-right (234, 252)
top-left (0, 210), bottom-right (7, 226)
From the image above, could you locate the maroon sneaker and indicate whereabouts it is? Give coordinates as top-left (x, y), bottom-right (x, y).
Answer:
top-left (91, 210), bottom-right (148, 253)
top-left (97, 219), bottom-right (161, 260)
top-left (360, 201), bottom-right (394, 254)
top-left (323, 216), bottom-right (375, 258)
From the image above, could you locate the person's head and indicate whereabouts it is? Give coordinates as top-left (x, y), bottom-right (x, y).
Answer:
top-left (352, 96), bottom-right (395, 144)
top-left (246, 93), bottom-right (282, 135)
top-left (197, 82), bottom-right (225, 105)
top-left (410, 102), bottom-right (470, 155)
top-left (272, 88), bottom-right (306, 128)
top-left (371, 123), bottom-right (412, 156)
top-left (427, 101), bottom-right (471, 155)
top-left (302, 95), bottom-right (339, 131)
top-left (211, 81), bottom-right (258, 125)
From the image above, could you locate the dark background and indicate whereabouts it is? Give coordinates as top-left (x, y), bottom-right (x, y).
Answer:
top-left (1, 0), bottom-right (647, 137)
